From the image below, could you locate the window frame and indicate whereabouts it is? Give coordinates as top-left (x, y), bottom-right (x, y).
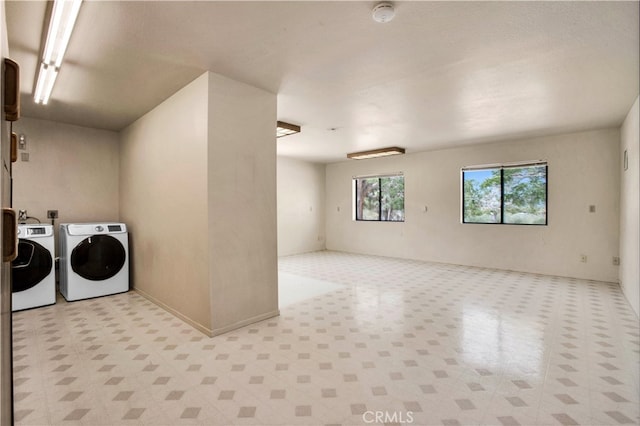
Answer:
top-left (353, 173), bottom-right (405, 222)
top-left (461, 161), bottom-right (548, 226)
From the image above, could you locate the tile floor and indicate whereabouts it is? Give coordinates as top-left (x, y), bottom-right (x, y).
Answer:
top-left (12, 251), bottom-right (640, 425)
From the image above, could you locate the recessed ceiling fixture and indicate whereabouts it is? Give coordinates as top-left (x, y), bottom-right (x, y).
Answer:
top-left (372, 2), bottom-right (395, 23)
top-left (277, 121), bottom-right (301, 138)
top-left (347, 146), bottom-right (405, 160)
top-left (34, 0), bottom-right (83, 105)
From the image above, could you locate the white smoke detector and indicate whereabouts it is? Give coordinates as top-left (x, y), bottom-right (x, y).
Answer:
top-left (372, 2), bottom-right (395, 23)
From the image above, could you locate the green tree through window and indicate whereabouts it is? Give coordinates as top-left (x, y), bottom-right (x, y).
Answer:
top-left (355, 175), bottom-right (405, 221)
top-left (463, 164), bottom-right (547, 225)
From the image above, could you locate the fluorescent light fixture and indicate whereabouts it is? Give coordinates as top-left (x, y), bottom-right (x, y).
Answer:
top-left (277, 121), bottom-right (301, 138)
top-left (347, 146), bottom-right (406, 160)
top-left (34, 0), bottom-right (82, 104)
top-left (34, 64), bottom-right (58, 105)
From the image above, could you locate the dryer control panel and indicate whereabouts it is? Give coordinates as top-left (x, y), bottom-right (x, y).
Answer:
top-left (63, 223), bottom-right (127, 236)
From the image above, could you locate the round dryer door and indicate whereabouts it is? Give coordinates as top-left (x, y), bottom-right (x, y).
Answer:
top-left (12, 240), bottom-right (53, 293)
top-left (71, 235), bottom-right (126, 281)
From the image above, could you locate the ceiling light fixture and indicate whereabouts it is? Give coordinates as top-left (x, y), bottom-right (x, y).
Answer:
top-left (277, 121), bottom-right (301, 138)
top-left (372, 2), bottom-right (395, 23)
top-left (347, 146), bottom-right (405, 160)
top-left (34, 0), bottom-right (83, 105)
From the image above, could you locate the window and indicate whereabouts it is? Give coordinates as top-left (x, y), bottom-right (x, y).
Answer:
top-left (354, 174), bottom-right (405, 221)
top-left (462, 162), bottom-right (547, 225)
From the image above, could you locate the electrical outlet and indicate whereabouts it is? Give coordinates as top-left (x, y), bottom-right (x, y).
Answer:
top-left (580, 255), bottom-right (587, 263)
top-left (18, 209), bottom-right (27, 221)
top-left (613, 256), bottom-right (620, 266)
top-left (47, 210), bottom-right (58, 219)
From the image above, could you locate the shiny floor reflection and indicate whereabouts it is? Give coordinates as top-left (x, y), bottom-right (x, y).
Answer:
top-left (13, 251), bottom-right (640, 425)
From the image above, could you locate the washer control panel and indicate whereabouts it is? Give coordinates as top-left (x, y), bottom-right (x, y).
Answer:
top-left (17, 224), bottom-right (54, 237)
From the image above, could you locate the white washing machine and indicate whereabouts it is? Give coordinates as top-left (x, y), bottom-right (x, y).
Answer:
top-left (12, 224), bottom-right (56, 311)
top-left (59, 223), bottom-right (129, 301)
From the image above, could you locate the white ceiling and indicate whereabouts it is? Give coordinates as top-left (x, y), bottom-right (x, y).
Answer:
top-left (6, 1), bottom-right (639, 163)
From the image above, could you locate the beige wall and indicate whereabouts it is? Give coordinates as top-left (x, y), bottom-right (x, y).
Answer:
top-left (120, 72), bottom-right (278, 336)
top-left (326, 128), bottom-right (620, 282)
top-left (277, 156), bottom-right (326, 256)
top-left (12, 117), bottom-right (120, 252)
top-left (620, 97), bottom-right (639, 317)
top-left (120, 74), bottom-right (211, 332)
top-left (207, 72), bottom-right (278, 335)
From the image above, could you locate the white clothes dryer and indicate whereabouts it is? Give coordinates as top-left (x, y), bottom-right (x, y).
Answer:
top-left (12, 224), bottom-right (56, 311)
top-left (59, 223), bottom-right (129, 301)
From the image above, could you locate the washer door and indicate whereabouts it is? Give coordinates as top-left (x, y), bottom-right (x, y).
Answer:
top-left (71, 235), bottom-right (126, 281)
top-left (12, 240), bottom-right (53, 293)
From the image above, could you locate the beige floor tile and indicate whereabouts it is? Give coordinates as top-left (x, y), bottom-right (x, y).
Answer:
top-left (11, 251), bottom-right (640, 426)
